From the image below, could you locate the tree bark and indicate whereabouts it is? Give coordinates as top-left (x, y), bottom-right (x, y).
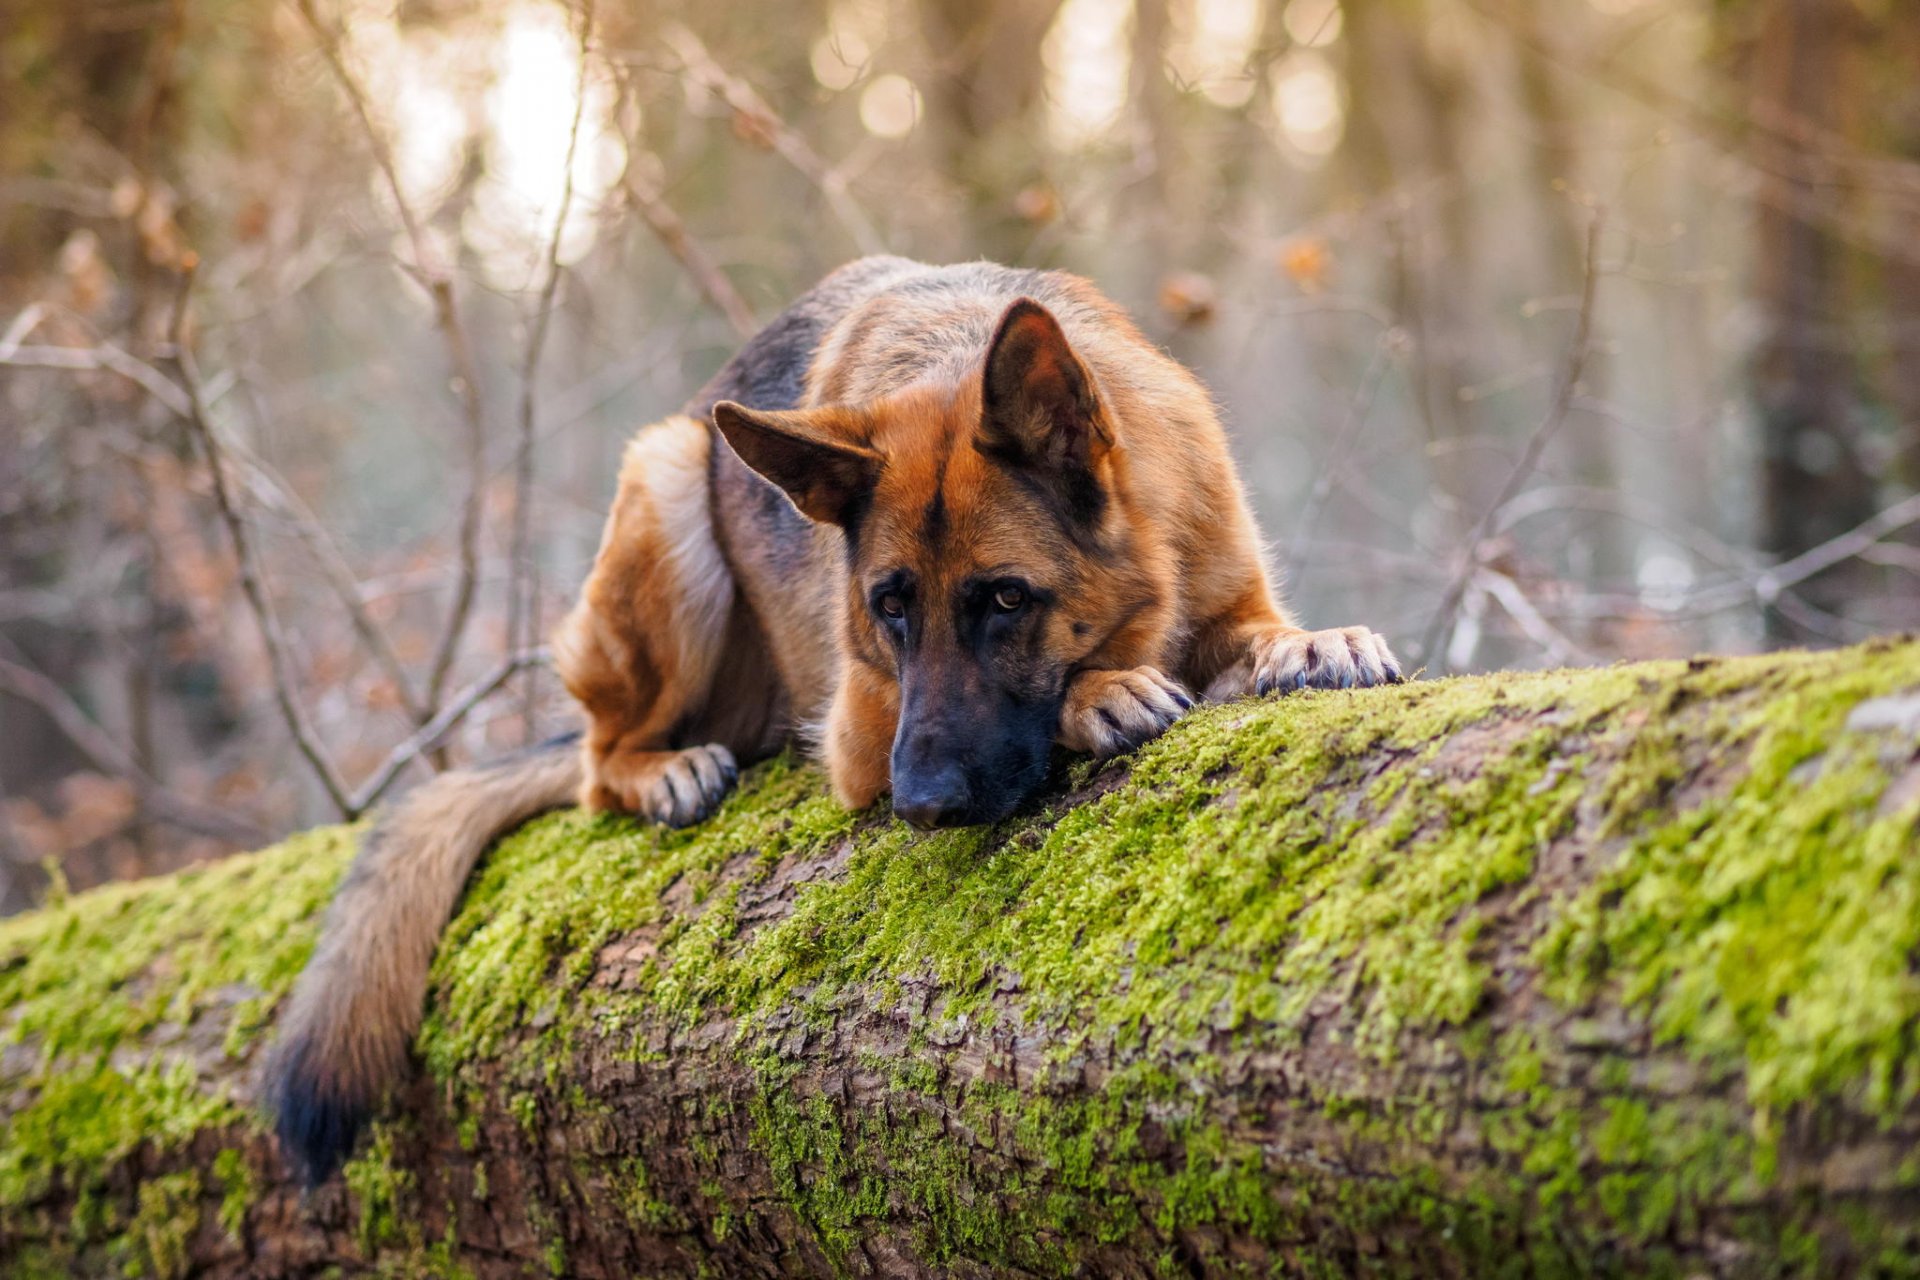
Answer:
top-left (4, 639), bottom-right (1920, 1278)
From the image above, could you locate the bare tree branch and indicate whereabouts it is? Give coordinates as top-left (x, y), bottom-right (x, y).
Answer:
top-left (347, 649), bottom-right (553, 814)
top-left (9, 303), bottom-right (569, 818)
top-left (293, 0), bottom-right (490, 711)
top-left (1487, 481), bottom-right (1916, 643)
top-left (225, 449), bottom-right (430, 727)
top-left (505, 0), bottom-right (595, 745)
top-left (658, 24), bottom-right (883, 256)
top-left (1751, 491), bottom-right (1920, 604)
top-left (167, 265), bottom-right (354, 816)
top-left (0, 303), bottom-right (47, 350)
top-left (0, 342), bottom-right (193, 417)
top-left (1286, 333), bottom-right (1395, 567)
top-left (620, 167), bottom-right (759, 340)
top-left (1475, 570), bottom-right (1597, 667)
top-left (1420, 211), bottom-right (1605, 668)
top-left (0, 652), bottom-right (264, 845)
top-left (5, 308), bottom-right (433, 736)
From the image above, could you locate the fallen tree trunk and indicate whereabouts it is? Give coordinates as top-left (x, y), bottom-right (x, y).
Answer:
top-left (4, 640), bottom-right (1920, 1278)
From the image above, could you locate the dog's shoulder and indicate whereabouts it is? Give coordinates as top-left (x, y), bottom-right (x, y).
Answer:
top-left (687, 255), bottom-right (927, 418)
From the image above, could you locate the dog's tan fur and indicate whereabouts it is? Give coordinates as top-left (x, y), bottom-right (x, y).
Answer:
top-left (267, 257), bottom-right (1398, 1183)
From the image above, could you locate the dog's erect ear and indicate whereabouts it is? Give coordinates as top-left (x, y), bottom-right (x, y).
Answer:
top-left (976, 298), bottom-right (1112, 474)
top-left (713, 402), bottom-right (883, 527)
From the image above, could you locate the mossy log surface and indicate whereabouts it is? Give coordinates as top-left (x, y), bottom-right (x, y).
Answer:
top-left (4, 641), bottom-right (1920, 1279)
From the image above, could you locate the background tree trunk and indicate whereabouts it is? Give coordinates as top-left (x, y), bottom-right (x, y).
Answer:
top-left (1746, 0), bottom-right (1878, 640)
top-left (3, 639), bottom-right (1919, 1278)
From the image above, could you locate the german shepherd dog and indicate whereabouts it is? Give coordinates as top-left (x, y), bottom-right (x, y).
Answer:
top-left (267, 257), bottom-right (1401, 1183)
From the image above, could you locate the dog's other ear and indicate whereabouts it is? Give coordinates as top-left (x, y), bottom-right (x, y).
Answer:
top-left (713, 402), bottom-right (883, 527)
top-left (976, 298), bottom-right (1112, 474)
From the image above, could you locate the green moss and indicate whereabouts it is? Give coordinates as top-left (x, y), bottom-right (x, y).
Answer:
top-left (612, 1157), bottom-right (677, 1232)
top-left (403, 643), bottom-right (1918, 1270)
top-left (454, 1113), bottom-right (480, 1152)
top-left (210, 1148), bottom-right (254, 1241)
top-left (121, 1171), bottom-right (200, 1280)
top-left (0, 1061), bottom-right (233, 1210)
top-left (367, 1227), bottom-right (477, 1280)
top-left (0, 825), bottom-right (353, 1064)
top-left (3, 1244), bottom-right (75, 1280)
top-left (1538, 651), bottom-right (1920, 1119)
top-left (526, 1196), bottom-right (566, 1276)
top-left (0, 827), bottom-right (353, 1220)
top-left (343, 1124), bottom-right (416, 1257)
top-left (747, 1075), bottom-right (891, 1260)
top-left (418, 754), bottom-right (858, 1084)
top-left (6, 643), bottom-right (1919, 1274)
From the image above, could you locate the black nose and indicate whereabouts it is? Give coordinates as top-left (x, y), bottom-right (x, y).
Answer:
top-left (892, 762), bottom-right (973, 830)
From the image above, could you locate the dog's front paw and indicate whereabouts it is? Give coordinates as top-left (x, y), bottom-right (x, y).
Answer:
top-left (1057, 666), bottom-right (1194, 758)
top-left (586, 743), bottom-right (739, 826)
top-left (1207, 626), bottom-right (1403, 700)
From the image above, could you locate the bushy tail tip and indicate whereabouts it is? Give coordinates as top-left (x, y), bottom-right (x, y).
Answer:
top-left (261, 740), bottom-right (581, 1184)
top-left (265, 1034), bottom-right (370, 1188)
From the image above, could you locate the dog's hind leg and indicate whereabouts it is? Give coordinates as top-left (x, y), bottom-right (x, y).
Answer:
top-left (553, 415), bottom-right (745, 825)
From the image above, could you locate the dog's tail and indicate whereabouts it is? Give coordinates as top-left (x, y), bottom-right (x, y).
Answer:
top-left (263, 740), bottom-right (581, 1185)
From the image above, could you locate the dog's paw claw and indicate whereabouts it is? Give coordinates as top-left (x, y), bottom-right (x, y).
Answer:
top-left (589, 743), bottom-right (739, 826)
top-left (1257, 626), bottom-right (1401, 693)
top-left (1215, 626), bottom-right (1401, 701)
top-left (1058, 666), bottom-right (1194, 758)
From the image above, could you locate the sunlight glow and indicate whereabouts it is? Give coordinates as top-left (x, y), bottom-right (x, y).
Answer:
top-left (1637, 549), bottom-right (1696, 612)
top-left (340, 3), bottom-right (622, 288)
top-left (1269, 50), bottom-right (1346, 164)
top-left (1282, 0), bottom-right (1344, 49)
top-left (478, 5), bottom-right (623, 274)
top-left (858, 73), bottom-right (922, 139)
top-left (810, 0), bottom-right (881, 92)
top-left (340, 18), bottom-right (478, 217)
top-left (811, 32), bottom-right (872, 92)
top-left (1166, 0), bottom-right (1261, 108)
top-left (1043, 0), bottom-right (1135, 149)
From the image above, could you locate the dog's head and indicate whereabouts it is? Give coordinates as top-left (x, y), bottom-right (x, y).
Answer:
top-left (715, 298), bottom-right (1153, 828)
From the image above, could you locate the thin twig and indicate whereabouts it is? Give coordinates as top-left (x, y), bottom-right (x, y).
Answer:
top-left (0, 652), bottom-right (266, 845)
top-left (621, 168), bottom-right (758, 339)
top-left (348, 648), bottom-right (551, 813)
top-left (1286, 334), bottom-right (1394, 566)
top-left (17, 313), bottom-right (570, 814)
top-left (1619, 491), bottom-right (1920, 620)
top-left (1489, 481), bottom-right (1913, 636)
top-left (0, 303), bottom-right (47, 350)
top-left (167, 265), bottom-right (355, 815)
top-left (0, 343), bottom-right (194, 416)
top-left (1493, 484), bottom-right (1760, 577)
top-left (658, 24), bottom-right (883, 256)
top-left (227, 451), bottom-right (429, 724)
top-left (420, 278), bottom-right (489, 710)
top-left (10, 327), bottom-right (432, 731)
top-left (1860, 543), bottom-right (1920, 576)
top-left (294, 0), bottom-right (490, 710)
top-left (506, 0), bottom-right (594, 745)
top-left (1475, 570), bottom-right (1597, 667)
top-left (1419, 211), bottom-right (1605, 668)
top-left (292, 0), bottom-right (430, 262)
top-left (1752, 492), bottom-right (1920, 604)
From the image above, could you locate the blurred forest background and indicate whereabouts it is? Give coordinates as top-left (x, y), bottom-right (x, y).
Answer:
top-left (2, 0), bottom-right (1917, 912)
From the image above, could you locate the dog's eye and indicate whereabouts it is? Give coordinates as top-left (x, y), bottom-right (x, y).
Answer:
top-left (992, 585), bottom-right (1027, 612)
top-left (876, 593), bottom-right (906, 620)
